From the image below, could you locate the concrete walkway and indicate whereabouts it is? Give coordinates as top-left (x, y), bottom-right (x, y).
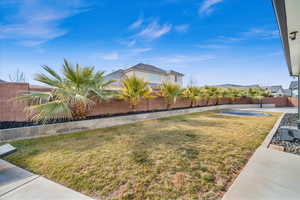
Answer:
top-left (223, 107), bottom-right (300, 200)
top-left (239, 107), bottom-right (297, 113)
top-left (0, 159), bottom-right (93, 200)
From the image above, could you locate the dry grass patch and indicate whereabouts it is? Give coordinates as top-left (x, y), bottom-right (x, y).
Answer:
top-left (6, 110), bottom-right (280, 200)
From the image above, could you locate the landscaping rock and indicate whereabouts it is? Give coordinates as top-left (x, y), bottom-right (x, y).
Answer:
top-left (270, 113), bottom-right (300, 155)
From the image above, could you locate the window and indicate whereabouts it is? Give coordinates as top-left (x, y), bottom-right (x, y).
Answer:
top-left (147, 73), bottom-right (161, 82)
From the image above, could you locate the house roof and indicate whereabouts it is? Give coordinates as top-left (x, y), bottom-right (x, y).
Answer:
top-left (105, 63), bottom-right (184, 78)
top-left (128, 63), bottom-right (166, 74)
top-left (126, 63), bottom-right (184, 76)
top-left (289, 81), bottom-right (298, 89)
top-left (261, 85), bottom-right (283, 93)
top-left (0, 79), bottom-right (6, 83)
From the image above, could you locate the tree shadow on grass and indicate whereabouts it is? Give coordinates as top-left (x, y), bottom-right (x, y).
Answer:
top-left (206, 114), bottom-right (239, 120)
top-left (158, 117), bottom-right (225, 128)
top-left (128, 129), bottom-right (212, 165)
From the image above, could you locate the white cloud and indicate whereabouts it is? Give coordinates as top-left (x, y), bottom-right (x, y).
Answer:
top-left (129, 18), bottom-right (143, 30)
top-left (136, 20), bottom-right (172, 40)
top-left (174, 24), bottom-right (190, 33)
top-left (100, 52), bottom-right (120, 60)
top-left (159, 54), bottom-right (215, 63)
top-left (129, 48), bottom-right (152, 54)
top-left (199, 0), bottom-right (224, 15)
top-left (242, 28), bottom-right (279, 39)
top-left (214, 28), bottom-right (279, 43)
top-left (0, 0), bottom-right (90, 47)
top-left (195, 44), bottom-right (228, 49)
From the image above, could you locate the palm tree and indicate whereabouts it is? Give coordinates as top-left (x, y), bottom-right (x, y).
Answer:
top-left (18, 59), bottom-right (115, 122)
top-left (226, 88), bottom-right (242, 104)
top-left (158, 82), bottom-right (182, 110)
top-left (119, 75), bottom-right (152, 111)
top-left (247, 88), bottom-right (272, 108)
top-left (215, 88), bottom-right (227, 105)
top-left (202, 86), bottom-right (222, 105)
top-left (182, 86), bottom-right (201, 107)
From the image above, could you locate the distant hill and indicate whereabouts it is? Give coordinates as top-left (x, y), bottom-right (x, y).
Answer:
top-left (214, 84), bottom-right (261, 89)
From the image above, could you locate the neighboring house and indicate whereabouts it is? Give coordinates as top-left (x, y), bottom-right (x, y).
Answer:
top-left (104, 63), bottom-right (184, 89)
top-left (289, 81), bottom-right (298, 97)
top-left (0, 79), bottom-right (6, 83)
top-left (261, 85), bottom-right (285, 97)
top-left (214, 84), bottom-right (261, 90)
top-left (215, 84), bottom-right (290, 97)
top-left (283, 89), bottom-right (292, 97)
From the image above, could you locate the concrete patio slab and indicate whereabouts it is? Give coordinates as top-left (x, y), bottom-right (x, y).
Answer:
top-left (0, 159), bottom-right (93, 200)
top-left (240, 107), bottom-right (297, 113)
top-left (0, 176), bottom-right (93, 200)
top-left (0, 159), bottom-right (38, 197)
top-left (223, 148), bottom-right (300, 200)
top-left (223, 108), bottom-right (300, 200)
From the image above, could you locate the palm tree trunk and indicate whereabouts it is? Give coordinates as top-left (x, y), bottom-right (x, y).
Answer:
top-left (72, 103), bottom-right (87, 119)
top-left (131, 104), bottom-right (136, 112)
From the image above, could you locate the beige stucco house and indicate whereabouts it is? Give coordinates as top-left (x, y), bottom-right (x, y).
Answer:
top-left (104, 63), bottom-right (184, 90)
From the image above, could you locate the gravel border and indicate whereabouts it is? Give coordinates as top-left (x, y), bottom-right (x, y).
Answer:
top-left (270, 113), bottom-right (300, 155)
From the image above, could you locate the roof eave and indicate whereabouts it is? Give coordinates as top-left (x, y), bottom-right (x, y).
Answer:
top-left (272, 0), bottom-right (293, 76)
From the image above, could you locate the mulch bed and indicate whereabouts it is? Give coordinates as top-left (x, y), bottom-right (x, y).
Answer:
top-left (0, 105), bottom-right (204, 130)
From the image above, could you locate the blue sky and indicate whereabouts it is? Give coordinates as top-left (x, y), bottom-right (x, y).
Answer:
top-left (0, 0), bottom-right (295, 87)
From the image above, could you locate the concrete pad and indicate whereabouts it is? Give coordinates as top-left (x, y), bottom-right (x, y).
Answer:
top-left (0, 159), bottom-right (94, 200)
top-left (0, 160), bottom-right (38, 197)
top-left (0, 177), bottom-right (93, 200)
top-left (0, 145), bottom-right (16, 158)
top-left (240, 107), bottom-right (297, 113)
top-left (223, 148), bottom-right (300, 200)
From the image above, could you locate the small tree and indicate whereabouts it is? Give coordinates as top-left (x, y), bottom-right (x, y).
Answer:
top-left (226, 88), bottom-right (242, 104)
top-left (18, 60), bottom-right (115, 122)
top-left (182, 86), bottom-right (201, 107)
top-left (119, 75), bottom-right (152, 111)
top-left (202, 86), bottom-right (224, 105)
top-left (9, 69), bottom-right (26, 82)
top-left (158, 82), bottom-right (182, 110)
top-left (247, 88), bottom-right (272, 108)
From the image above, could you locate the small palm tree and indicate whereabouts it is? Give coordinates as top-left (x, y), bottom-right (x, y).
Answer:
top-left (226, 88), bottom-right (242, 104)
top-left (18, 59), bottom-right (115, 122)
top-left (119, 75), bottom-right (152, 111)
top-left (202, 86), bottom-right (220, 105)
top-left (215, 88), bottom-right (227, 105)
top-left (182, 86), bottom-right (201, 107)
top-left (247, 88), bottom-right (272, 108)
top-left (158, 82), bottom-right (182, 110)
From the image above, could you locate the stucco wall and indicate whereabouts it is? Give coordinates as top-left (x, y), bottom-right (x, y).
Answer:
top-left (0, 83), bottom-right (297, 122)
top-left (0, 82), bottom-right (29, 121)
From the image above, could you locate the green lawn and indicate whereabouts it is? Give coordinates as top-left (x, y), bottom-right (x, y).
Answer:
top-left (6, 110), bottom-right (280, 200)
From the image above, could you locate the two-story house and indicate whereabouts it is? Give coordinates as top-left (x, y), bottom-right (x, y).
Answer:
top-left (104, 63), bottom-right (184, 90)
top-left (261, 85), bottom-right (286, 97)
top-left (289, 81), bottom-right (298, 97)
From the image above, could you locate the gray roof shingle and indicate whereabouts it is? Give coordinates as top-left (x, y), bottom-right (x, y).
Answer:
top-left (127, 63), bottom-right (184, 76)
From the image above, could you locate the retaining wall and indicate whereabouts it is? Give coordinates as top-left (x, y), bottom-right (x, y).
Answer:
top-left (0, 104), bottom-right (268, 142)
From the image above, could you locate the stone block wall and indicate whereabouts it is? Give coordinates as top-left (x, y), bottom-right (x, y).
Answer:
top-left (0, 82), bottom-right (298, 122)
